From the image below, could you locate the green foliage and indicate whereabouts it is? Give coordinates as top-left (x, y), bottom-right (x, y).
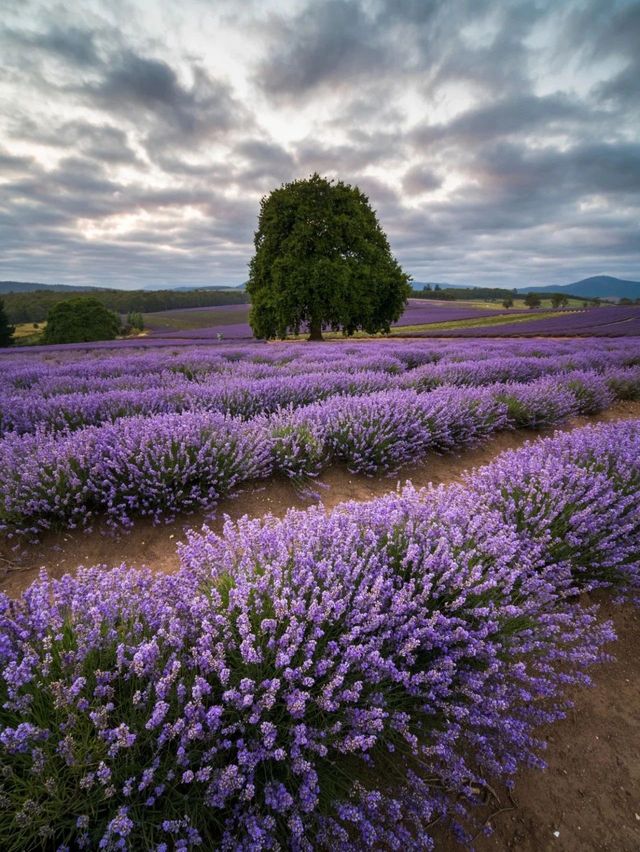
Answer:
top-left (551, 293), bottom-right (569, 308)
top-left (0, 299), bottom-right (14, 346)
top-left (2, 289), bottom-right (248, 324)
top-left (126, 311), bottom-right (144, 331)
top-left (43, 297), bottom-right (121, 344)
top-left (247, 173), bottom-right (411, 340)
top-left (413, 286), bottom-right (514, 301)
top-left (502, 297), bottom-right (514, 308)
top-left (412, 289), bottom-right (456, 301)
top-left (524, 292), bottom-right (542, 309)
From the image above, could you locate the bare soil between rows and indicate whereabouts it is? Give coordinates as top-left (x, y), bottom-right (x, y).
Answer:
top-left (1, 399), bottom-right (639, 851)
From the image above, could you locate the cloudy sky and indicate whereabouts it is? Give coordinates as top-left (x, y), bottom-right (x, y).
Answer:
top-left (1, 0), bottom-right (639, 289)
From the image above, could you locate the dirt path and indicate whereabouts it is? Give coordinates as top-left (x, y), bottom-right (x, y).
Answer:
top-left (2, 400), bottom-right (639, 599)
top-left (434, 596), bottom-right (640, 852)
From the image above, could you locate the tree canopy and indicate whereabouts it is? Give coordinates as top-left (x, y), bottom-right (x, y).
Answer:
top-left (0, 298), bottom-right (14, 347)
top-left (524, 293), bottom-right (542, 309)
top-left (43, 297), bottom-right (121, 344)
top-left (247, 174), bottom-right (411, 340)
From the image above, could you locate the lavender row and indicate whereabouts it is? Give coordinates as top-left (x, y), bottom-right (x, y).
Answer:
top-left (2, 353), bottom-right (639, 436)
top-left (2, 338), bottom-right (639, 398)
top-left (2, 420), bottom-right (639, 850)
top-left (1, 369), bottom-right (632, 537)
top-left (409, 305), bottom-right (640, 337)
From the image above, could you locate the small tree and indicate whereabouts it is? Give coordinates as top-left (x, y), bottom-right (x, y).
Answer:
top-left (524, 293), bottom-right (542, 309)
top-left (247, 174), bottom-right (411, 340)
top-left (502, 297), bottom-right (513, 309)
top-left (126, 311), bottom-right (145, 331)
top-left (0, 298), bottom-right (15, 346)
top-left (43, 297), bottom-right (121, 344)
top-left (551, 293), bottom-right (569, 308)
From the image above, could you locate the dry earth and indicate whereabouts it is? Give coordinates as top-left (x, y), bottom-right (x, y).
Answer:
top-left (434, 597), bottom-right (640, 852)
top-left (1, 399), bottom-right (639, 851)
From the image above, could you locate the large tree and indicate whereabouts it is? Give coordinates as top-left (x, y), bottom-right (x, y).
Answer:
top-left (247, 174), bottom-right (411, 340)
top-left (0, 298), bottom-right (14, 346)
top-left (43, 297), bottom-right (121, 344)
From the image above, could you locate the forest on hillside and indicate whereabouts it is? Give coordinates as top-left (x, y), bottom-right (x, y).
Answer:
top-left (2, 288), bottom-right (249, 323)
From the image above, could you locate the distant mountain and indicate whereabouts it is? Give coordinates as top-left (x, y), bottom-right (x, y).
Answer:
top-left (516, 276), bottom-right (640, 299)
top-left (0, 281), bottom-right (102, 294)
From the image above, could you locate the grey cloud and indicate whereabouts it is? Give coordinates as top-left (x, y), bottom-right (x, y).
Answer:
top-left (596, 64), bottom-right (640, 107)
top-left (84, 52), bottom-right (248, 144)
top-left (13, 118), bottom-right (143, 165)
top-left (232, 139), bottom-right (296, 187)
top-left (0, 151), bottom-right (34, 173)
top-left (423, 1), bottom-right (545, 92)
top-left (5, 24), bottom-right (99, 66)
top-left (473, 141), bottom-right (640, 204)
top-left (256, 0), bottom-right (389, 99)
top-left (295, 129), bottom-right (406, 180)
top-left (402, 165), bottom-right (442, 195)
top-left (235, 140), bottom-right (295, 171)
top-left (412, 94), bottom-right (592, 150)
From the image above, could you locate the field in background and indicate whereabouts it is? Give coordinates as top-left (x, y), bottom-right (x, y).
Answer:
top-left (140, 298), bottom-right (573, 341)
top-left (12, 321), bottom-right (46, 344)
top-left (9, 298), bottom-right (640, 347)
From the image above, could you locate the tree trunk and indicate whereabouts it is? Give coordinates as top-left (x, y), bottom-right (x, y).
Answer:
top-left (308, 317), bottom-right (323, 341)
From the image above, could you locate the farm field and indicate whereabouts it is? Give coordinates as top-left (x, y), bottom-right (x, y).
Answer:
top-left (140, 299), bottom-right (519, 341)
top-left (408, 304), bottom-right (640, 338)
top-left (10, 300), bottom-right (639, 350)
top-left (133, 301), bottom-right (640, 341)
top-left (1, 336), bottom-right (640, 850)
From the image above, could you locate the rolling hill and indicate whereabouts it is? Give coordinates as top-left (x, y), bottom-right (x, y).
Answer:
top-left (516, 276), bottom-right (640, 299)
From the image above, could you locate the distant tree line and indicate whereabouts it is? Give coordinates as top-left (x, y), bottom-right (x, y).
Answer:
top-left (412, 286), bottom-right (594, 305)
top-left (2, 288), bottom-right (248, 324)
top-left (414, 284), bottom-right (514, 300)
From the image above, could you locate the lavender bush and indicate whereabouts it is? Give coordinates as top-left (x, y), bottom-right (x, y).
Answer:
top-left (1, 364), bottom-right (638, 537)
top-left (0, 413), bottom-right (271, 537)
top-left (2, 420), bottom-right (639, 849)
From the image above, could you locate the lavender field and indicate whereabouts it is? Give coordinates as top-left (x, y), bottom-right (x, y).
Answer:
top-left (139, 301), bottom-right (640, 344)
top-left (141, 299), bottom-right (517, 341)
top-left (409, 304), bottom-right (640, 337)
top-left (1, 336), bottom-right (640, 850)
